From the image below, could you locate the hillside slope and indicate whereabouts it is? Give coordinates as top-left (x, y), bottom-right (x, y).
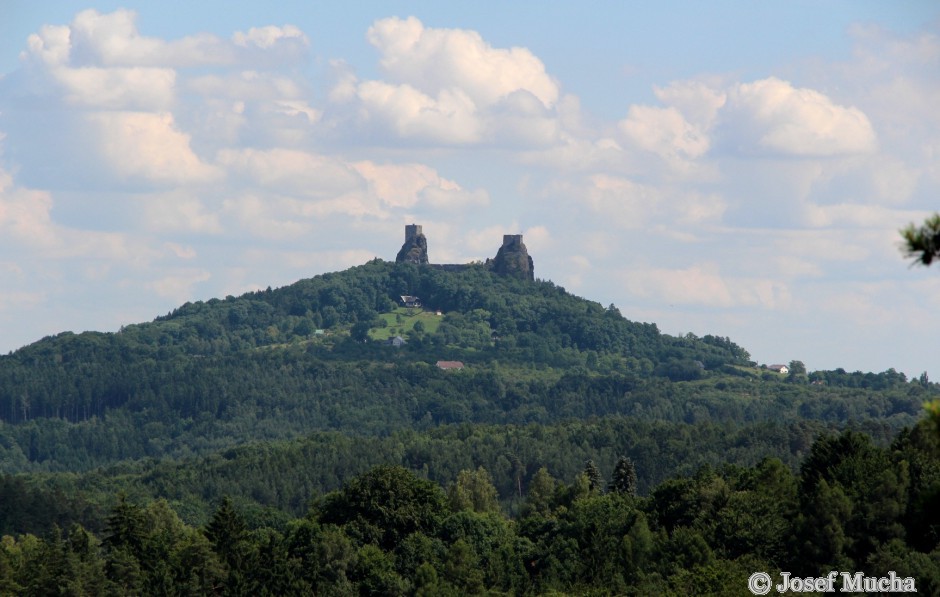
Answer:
top-left (0, 258), bottom-right (932, 475)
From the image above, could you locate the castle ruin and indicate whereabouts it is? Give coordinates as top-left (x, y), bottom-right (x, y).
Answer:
top-left (394, 225), bottom-right (534, 281)
top-left (395, 224), bottom-right (429, 264)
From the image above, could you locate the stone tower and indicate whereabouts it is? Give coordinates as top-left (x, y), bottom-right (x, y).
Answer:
top-left (490, 234), bottom-right (534, 281)
top-left (396, 224), bottom-right (429, 264)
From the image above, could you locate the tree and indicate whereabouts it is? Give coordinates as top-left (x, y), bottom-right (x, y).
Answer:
top-left (900, 214), bottom-right (940, 266)
top-left (899, 211), bottom-right (940, 435)
top-left (787, 360), bottom-right (807, 383)
top-left (608, 456), bottom-right (638, 496)
top-left (523, 467), bottom-right (557, 516)
top-left (318, 465), bottom-right (448, 550)
top-left (204, 495), bottom-right (252, 593)
top-left (582, 460), bottom-right (603, 494)
top-left (447, 467), bottom-right (500, 513)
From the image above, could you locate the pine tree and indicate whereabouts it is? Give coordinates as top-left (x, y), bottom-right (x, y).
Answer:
top-left (583, 460), bottom-right (603, 494)
top-left (608, 456), bottom-right (638, 497)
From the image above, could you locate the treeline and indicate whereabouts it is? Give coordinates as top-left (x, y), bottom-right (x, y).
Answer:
top-left (2, 423), bottom-right (938, 595)
top-left (0, 417), bottom-right (837, 535)
top-left (0, 360), bottom-right (929, 474)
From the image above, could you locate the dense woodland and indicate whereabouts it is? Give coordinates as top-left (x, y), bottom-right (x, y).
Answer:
top-left (1, 260), bottom-right (938, 594)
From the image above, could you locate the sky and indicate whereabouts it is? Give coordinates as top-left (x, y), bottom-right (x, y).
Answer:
top-left (1, 2), bottom-right (939, 377)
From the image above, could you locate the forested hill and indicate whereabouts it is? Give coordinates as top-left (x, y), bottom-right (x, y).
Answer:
top-left (0, 259), bottom-right (749, 424)
top-left (6, 258), bottom-right (737, 368)
top-left (0, 259), bottom-right (931, 475)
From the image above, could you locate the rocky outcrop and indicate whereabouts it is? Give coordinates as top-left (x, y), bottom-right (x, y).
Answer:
top-left (489, 235), bottom-right (534, 281)
top-left (394, 225), bottom-right (534, 281)
top-left (396, 224), bottom-right (429, 264)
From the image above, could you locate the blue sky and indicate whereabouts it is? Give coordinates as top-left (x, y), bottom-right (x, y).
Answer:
top-left (1, 2), bottom-right (939, 377)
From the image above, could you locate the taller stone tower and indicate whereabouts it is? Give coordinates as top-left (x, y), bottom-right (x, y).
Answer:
top-left (490, 234), bottom-right (534, 281)
top-left (396, 224), bottom-right (429, 264)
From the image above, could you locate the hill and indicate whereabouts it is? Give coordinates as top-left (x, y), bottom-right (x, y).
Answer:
top-left (1, 254), bottom-right (939, 594)
top-left (0, 256), bottom-right (932, 511)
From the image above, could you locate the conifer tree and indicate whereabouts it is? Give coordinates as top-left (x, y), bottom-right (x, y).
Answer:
top-left (583, 460), bottom-right (603, 494)
top-left (608, 456), bottom-right (638, 497)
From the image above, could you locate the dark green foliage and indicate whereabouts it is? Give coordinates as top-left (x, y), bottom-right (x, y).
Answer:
top-left (582, 459), bottom-right (603, 493)
top-left (609, 455), bottom-right (638, 496)
top-left (900, 213), bottom-right (940, 266)
top-left (317, 465), bottom-right (448, 550)
top-left (0, 436), bottom-right (937, 595)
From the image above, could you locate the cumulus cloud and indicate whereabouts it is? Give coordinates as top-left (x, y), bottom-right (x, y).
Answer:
top-left (355, 80), bottom-right (482, 143)
top-left (87, 111), bottom-right (219, 185)
top-left (580, 174), bottom-right (662, 229)
top-left (613, 76), bottom-right (876, 163)
top-left (367, 16), bottom-right (558, 107)
top-left (333, 16), bottom-right (563, 146)
top-left (352, 161), bottom-right (488, 209)
top-left (653, 80), bottom-right (727, 130)
top-left (217, 148), bottom-right (363, 198)
top-left (233, 25), bottom-right (307, 49)
top-left (26, 9), bottom-right (307, 69)
top-left (619, 105), bottom-right (710, 159)
top-left (0, 170), bottom-right (57, 247)
top-left (55, 66), bottom-right (176, 110)
top-left (721, 77), bottom-right (877, 156)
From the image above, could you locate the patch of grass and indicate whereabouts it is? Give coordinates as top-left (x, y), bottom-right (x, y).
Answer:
top-left (369, 308), bottom-right (443, 341)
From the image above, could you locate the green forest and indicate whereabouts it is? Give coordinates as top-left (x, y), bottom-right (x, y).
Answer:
top-left (1, 260), bottom-right (938, 594)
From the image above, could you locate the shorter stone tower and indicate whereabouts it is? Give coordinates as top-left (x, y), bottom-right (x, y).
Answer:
top-left (490, 234), bottom-right (534, 281)
top-left (396, 224), bottom-right (429, 264)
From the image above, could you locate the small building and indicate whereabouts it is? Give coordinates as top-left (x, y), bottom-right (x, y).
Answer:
top-left (400, 295), bottom-right (422, 308)
top-left (768, 364), bottom-right (790, 375)
top-left (387, 336), bottom-right (407, 347)
top-left (436, 360), bottom-right (464, 370)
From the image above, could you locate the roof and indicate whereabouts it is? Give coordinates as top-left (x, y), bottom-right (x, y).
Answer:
top-left (436, 360), bottom-right (464, 370)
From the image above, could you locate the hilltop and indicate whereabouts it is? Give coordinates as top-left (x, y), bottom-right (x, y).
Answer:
top-left (0, 246), bottom-right (928, 466)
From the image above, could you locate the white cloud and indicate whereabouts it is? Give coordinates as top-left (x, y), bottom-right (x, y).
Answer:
top-left (23, 24), bottom-right (72, 67)
top-left (222, 194), bottom-right (312, 239)
top-left (87, 111), bottom-right (220, 185)
top-left (355, 80), bottom-right (482, 143)
top-left (619, 105), bottom-right (710, 159)
top-left (352, 161), bottom-right (488, 209)
top-left (653, 80), bottom-right (727, 130)
top-left (35, 9), bottom-right (306, 69)
top-left (186, 71), bottom-right (305, 101)
top-left (0, 170), bottom-right (57, 247)
top-left (335, 16), bottom-right (563, 146)
top-left (217, 148), bottom-right (363, 198)
top-left (55, 66), bottom-right (176, 110)
top-left (233, 25), bottom-right (307, 49)
top-left (580, 174), bottom-right (662, 229)
top-left (721, 77), bottom-right (877, 156)
top-left (367, 16), bottom-right (558, 108)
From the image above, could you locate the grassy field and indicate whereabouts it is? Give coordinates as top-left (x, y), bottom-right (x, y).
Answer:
top-left (369, 307), bottom-right (444, 341)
